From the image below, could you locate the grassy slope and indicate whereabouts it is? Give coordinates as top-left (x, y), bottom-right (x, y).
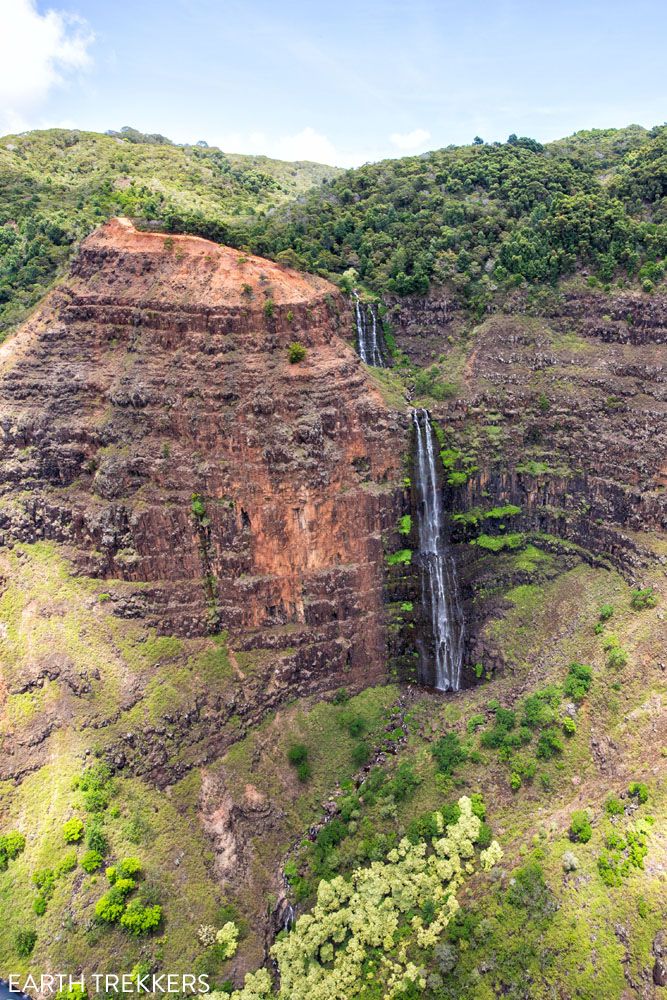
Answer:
top-left (218, 555), bottom-right (665, 997)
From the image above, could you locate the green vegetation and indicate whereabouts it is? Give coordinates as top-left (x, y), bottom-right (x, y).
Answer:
top-left (15, 928), bottom-right (37, 957)
top-left (473, 532), bottom-right (525, 551)
top-left (628, 781), bottom-right (649, 804)
top-left (431, 732), bottom-right (467, 777)
top-left (630, 587), bottom-right (657, 610)
top-left (397, 514), bottom-right (412, 536)
top-left (0, 830), bottom-right (25, 870)
top-left (242, 126), bottom-right (667, 312)
top-left (563, 661), bottom-right (593, 701)
top-left (287, 743), bottom-right (311, 782)
top-left (569, 810), bottom-right (593, 843)
top-left (386, 548), bottom-right (412, 566)
top-left (0, 127), bottom-right (338, 336)
top-left (229, 797), bottom-right (502, 999)
top-left (62, 818), bottom-right (84, 843)
top-left (287, 341), bottom-right (307, 363)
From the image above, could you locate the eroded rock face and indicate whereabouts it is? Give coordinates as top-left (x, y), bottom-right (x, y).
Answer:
top-left (389, 285), bottom-right (667, 677)
top-left (390, 286), bottom-right (667, 573)
top-left (0, 218), bottom-right (406, 694)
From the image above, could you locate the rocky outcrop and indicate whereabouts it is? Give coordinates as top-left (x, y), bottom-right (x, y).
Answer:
top-left (0, 219), bottom-right (406, 707)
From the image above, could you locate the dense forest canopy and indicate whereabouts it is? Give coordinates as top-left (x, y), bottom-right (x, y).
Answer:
top-left (241, 125), bottom-right (667, 307)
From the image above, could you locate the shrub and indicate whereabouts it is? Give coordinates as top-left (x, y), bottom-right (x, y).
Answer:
top-left (263, 298), bottom-right (275, 319)
top-left (385, 762), bottom-right (421, 802)
top-left (287, 341), bottom-right (306, 363)
top-left (332, 688), bottom-right (349, 705)
top-left (628, 781), bottom-right (649, 803)
top-left (296, 761), bottom-right (311, 783)
top-left (33, 868), bottom-right (55, 893)
top-left (506, 862), bottom-right (555, 917)
top-left (15, 929), bottom-right (37, 957)
top-left (81, 850), bottom-right (104, 874)
top-left (563, 662), bottom-right (593, 701)
top-left (78, 762), bottom-right (113, 812)
top-left (86, 821), bottom-right (108, 854)
top-left (607, 645), bottom-right (628, 668)
top-left (432, 732), bottom-right (467, 776)
top-left (605, 795), bottom-right (624, 816)
top-left (467, 713), bottom-right (485, 734)
top-left (340, 711), bottom-right (366, 737)
top-left (630, 587), bottom-right (657, 610)
top-left (56, 852), bottom-right (77, 876)
top-left (62, 818), bottom-right (84, 843)
top-left (598, 603), bottom-right (614, 622)
top-left (116, 857), bottom-right (142, 879)
top-left (119, 900), bottom-right (163, 935)
top-left (536, 728), bottom-right (563, 759)
top-left (351, 741), bottom-right (370, 768)
top-left (604, 634), bottom-right (628, 668)
top-left (477, 821), bottom-right (492, 849)
top-left (569, 810), bottom-right (592, 843)
top-left (562, 851), bottom-right (578, 872)
top-left (287, 744), bottom-right (308, 766)
top-left (55, 987), bottom-right (87, 1000)
top-left (95, 881), bottom-right (135, 923)
top-left (562, 716), bottom-right (577, 736)
top-left (405, 811), bottom-right (440, 845)
top-left (398, 514), bottom-right (412, 535)
top-left (597, 853), bottom-right (623, 886)
top-left (480, 707), bottom-right (517, 749)
top-left (0, 831), bottom-right (26, 869)
top-left (522, 687), bottom-right (560, 727)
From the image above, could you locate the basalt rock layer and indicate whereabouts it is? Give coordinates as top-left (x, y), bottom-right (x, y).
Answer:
top-left (0, 218), bottom-right (406, 708)
top-left (389, 285), bottom-right (667, 673)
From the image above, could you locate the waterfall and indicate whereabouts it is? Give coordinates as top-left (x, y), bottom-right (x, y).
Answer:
top-left (412, 408), bottom-right (464, 691)
top-left (352, 291), bottom-right (386, 367)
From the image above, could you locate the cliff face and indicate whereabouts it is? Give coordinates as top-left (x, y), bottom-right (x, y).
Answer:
top-left (391, 286), bottom-right (666, 563)
top-left (0, 219), bottom-right (405, 716)
top-left (389, 285), bottom-right (667, 676)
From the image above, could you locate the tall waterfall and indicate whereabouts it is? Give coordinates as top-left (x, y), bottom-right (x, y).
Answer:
top-left (412, 408), bottom-right (464, 691)
top-left (353, 291), bottom-right (386, 367)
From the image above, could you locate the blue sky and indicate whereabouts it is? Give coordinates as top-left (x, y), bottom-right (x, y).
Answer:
top-left (1, 0), bottom-right (666, 166)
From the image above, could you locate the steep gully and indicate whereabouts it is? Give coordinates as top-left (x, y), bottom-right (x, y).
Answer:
top-left (353, 293), bottom-right (464, 692)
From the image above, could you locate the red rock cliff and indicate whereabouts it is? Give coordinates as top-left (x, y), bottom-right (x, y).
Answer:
top-left (0, 218), bottom-right (406, 693)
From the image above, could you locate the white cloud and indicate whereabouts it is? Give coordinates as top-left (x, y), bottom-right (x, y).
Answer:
top-left (0, 0), bottom-right (94, 133)
top-left (212, 126), bottom-right (375, 168)
top-left (389, 127), bottom-right (431, 151)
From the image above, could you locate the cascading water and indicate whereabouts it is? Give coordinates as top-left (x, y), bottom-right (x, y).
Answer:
top-left (412, 408), bottom-right (464, 692)
top-left (352, 291), bottom-right (386, 367)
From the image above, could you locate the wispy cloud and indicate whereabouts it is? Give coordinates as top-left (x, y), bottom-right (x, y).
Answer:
top-left (212, 126), bottom-right (378, 168)
top-left (389, 128), bottom-right (431, 151)
top-left (0, 0), bottom-right (94, 133)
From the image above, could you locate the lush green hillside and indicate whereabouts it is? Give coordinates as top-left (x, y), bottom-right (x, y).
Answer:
top-left (2, 124), bottom-right (666, 337)
top-left (0, 127), bottom-right (339, 335)
top-left (242, 125), bottom-right (667, 306)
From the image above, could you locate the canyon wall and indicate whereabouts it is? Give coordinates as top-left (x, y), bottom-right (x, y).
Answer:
top-left (0, 219), bottom-right (406, 718)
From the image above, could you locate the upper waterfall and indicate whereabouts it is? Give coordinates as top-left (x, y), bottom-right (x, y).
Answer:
top-left (412, 408), bottom-right (464, 691)
top-left (353, 291), bottom-right (387, 367)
